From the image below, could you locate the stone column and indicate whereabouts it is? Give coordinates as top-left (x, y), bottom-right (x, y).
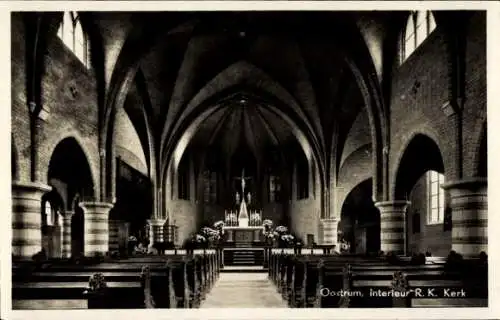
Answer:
top-left (375, 201), bottom-right (409, 255)
top-left (442, 178), bottom-right (487, 257)
top-left (79, 202), bottom-right (113, 257)
top-left (61, 211), bottom-right (74, 258)
top-left (12, 182), bottom-right (51, 259)
top-left (321, 217), bottom-right (339, 247)
top-left (148, 219), bottom-right (166, 245)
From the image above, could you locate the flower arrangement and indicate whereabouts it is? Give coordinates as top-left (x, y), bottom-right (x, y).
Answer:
top-left (201, 227), bottom-right (221, 242)
top-left (84, 273), bottom-right (107, 294)
top-left (281, 234), bottom-right (295, 244)
top-left (263, 219), bottom-right (273, 228)
top-left (195, 234), bottom-right (206, 243)
top-left (213, 220), bottom-right (225, 229)
top-left (275, 225), bottom-right (288, 234)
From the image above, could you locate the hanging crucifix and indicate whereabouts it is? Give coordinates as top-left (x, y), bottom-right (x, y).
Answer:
top-left (235, 168), bottom-right (252, 204)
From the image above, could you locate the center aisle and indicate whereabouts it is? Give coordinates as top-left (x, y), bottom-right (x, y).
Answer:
top-left (200, 272), bottom-right (288, 308)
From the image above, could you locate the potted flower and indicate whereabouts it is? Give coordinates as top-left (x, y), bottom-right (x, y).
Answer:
top-left (83, 273), bottom-right (108, 308)
top-left (280, 234), bottom-right (295, 248)
top-left (194, 234), bottom-right (207, 249)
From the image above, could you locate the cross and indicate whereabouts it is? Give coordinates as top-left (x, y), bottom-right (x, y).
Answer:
top-left (235, 168), bottom-right (252, 195)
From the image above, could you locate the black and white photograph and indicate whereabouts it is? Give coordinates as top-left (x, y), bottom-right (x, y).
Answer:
top-left (3, 2), bottom-right (497, 319)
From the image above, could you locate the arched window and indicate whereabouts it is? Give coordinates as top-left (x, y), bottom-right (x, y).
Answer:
top-left (178, 157), bottom-right (190, 200)
top-left (427, 170), bottom-right (445, 224)
top-left (57, 12), bottom-right (90, 67)
top-left (203, 170), bottom-right (218, 204)
top-left (44, 201), bottom-right (53, 226)
top-left (269, 174), bottom-right (281, 203)
top-left (402, 11), bottom-right (437, 63)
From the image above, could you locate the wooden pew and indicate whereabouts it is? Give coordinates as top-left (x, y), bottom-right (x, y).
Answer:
top-left (269, 250), bottom-right (488, 308)
top-left (13, 261), bottom-right (170, 309)
top-left (13, 252), bottom-right (220, 309)
top-left (345, 261), bottom-right (487, 308)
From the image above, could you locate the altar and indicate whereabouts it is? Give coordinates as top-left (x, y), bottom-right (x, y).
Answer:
top-left (223, 169), bottom-right (265, 247)
top-left (224, 226), bottom-right (263, 245)
top-left (223, 200), bottom-right (264, 246)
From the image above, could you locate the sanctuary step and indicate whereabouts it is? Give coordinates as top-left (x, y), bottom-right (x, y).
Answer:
top-left (223, 248), bottom-right (264, 266)
top-left (221, 266), bottom-right (268, 273)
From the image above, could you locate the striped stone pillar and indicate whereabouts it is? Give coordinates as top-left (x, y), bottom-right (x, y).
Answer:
top-left (12, 182), bottom-right (51, 259)
top-left (321, 217), bottom-right (339, 247)
top-left (61, 211), bottom-right (74, 258)
top-left (108, 219), bottom-right (121, 252)
top-left (148, 219), bottom-right (166, 245)
top-left (80, 202), bottom-right (113, 257)
top-left (442, 178), bottom-right (487, 257)
top-left (375, 200), bottom-right (409, 255)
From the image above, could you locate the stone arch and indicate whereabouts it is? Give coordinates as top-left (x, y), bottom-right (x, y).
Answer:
top-left (339, 178), bottom-right (380, 254)
top-left (104, 71), bottom-right (157, 206)
top-left (45, 132), bottom-right (98, 200)
top-left (337, 144), bottom-right (373, 215)
top-left (160, 98), bottom-right (323, 221)
top-left (393, 133), bottom-right (445, 200)
top-left (47, 137), bottom-right (95, 204)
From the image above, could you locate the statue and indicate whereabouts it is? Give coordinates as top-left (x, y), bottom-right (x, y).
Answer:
top-left (247, 192), bottom-right (251, 205)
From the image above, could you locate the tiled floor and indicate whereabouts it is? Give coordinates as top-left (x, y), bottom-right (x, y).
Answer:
top-left (200, 273), bottom-right (288, 308)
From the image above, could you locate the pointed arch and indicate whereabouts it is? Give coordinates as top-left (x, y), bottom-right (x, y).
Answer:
top-left (393, 133), bottom-right (445, 200)
top-left (57, 12), bottom-right (90, 67)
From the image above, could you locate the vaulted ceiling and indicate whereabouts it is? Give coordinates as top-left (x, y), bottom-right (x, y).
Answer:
top-left (90, 11), bottom-right (401, 178)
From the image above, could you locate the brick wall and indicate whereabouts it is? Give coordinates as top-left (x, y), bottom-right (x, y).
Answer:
top-left (166, 152), bottom-right (200, 245)
top-left (462, 12), bottom-right (487, 178)
top-left (390, 13), bottom-right (485, 197)
top-left (12, 14), bottom-right (34, 183)
top-left (289, 164), bottom-right (321, 245)
top-left (389, 27), bottom-right (454, 200)
top-left (289, 198), bottom-right (320, 245)
top-left (167, 199), bottom-right (199, 246)
top-left (12, 16), bottom-right (101, 197)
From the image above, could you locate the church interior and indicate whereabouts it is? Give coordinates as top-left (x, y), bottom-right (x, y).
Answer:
top-left (10, 10), bottom-right (488, 310)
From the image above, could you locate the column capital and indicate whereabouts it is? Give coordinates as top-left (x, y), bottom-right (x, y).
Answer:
top-left (61, 210), bottom-right (74, 218)
top-left (79, 201), bottom-right (114, 214)
top-left (148, 219), bottom-right (166, 227)
top-left (374, 200), bottom-right (410, 210)
top-left (12, 181), bottom-right (51, 197)
top-left (442, 177), bottom-right (487, 191)
top-left (321, 217), bottom-right (340, 223)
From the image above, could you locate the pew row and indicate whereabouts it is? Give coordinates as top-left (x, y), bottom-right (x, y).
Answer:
top-left (268, 252), bottom-right (488, 308)
top-left (13, 251), bottom-right (220, 309)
